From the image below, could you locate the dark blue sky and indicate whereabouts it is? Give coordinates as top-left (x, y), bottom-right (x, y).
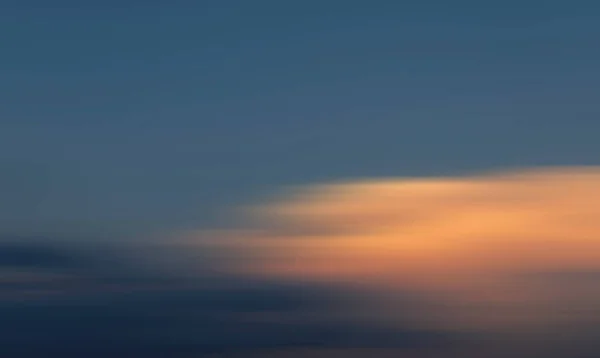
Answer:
top-left (2, 1), bottom-right (599, 238)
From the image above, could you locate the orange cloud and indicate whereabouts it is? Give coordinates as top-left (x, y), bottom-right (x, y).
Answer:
top-left (178, 167), bottom-right (600, 333)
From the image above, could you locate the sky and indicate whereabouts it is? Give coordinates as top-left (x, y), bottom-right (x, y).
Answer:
top-left (2, 1), bottom-right (600, 238)
top-left (2, 3), bottom-right (600, 357)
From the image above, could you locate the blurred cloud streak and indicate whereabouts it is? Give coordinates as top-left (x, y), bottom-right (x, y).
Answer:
top-left (175, 166), bottom-right (600, 355)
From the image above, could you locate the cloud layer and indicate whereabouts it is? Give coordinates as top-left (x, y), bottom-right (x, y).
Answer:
top-left (176, 166), bottom-right (600, 353)
top-left (0, 237), bottom-right (455, 357)
top-left (3, 166), bottom-right (600, 357)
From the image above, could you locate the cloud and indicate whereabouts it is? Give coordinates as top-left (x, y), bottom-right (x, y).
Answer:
top-left (0, 237), bottom-right (188, 300)
top-left (175, 166), bottom-right (600, 351)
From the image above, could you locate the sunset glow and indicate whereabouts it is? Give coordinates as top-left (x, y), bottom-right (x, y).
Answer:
top-left (179, 167), bottom-right (600, 331)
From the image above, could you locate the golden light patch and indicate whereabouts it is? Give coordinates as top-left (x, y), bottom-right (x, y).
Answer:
top-left (180, 167), bottom-right (600, 331)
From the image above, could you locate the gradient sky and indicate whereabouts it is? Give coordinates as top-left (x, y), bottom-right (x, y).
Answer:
top-left (2, 1), bottom-right (600, 238)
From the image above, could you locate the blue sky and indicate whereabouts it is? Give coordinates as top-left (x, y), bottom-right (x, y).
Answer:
top-left (2, 1), bottom-right (599, 238)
